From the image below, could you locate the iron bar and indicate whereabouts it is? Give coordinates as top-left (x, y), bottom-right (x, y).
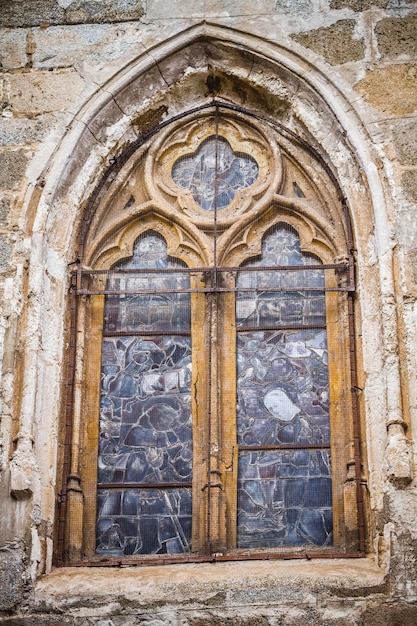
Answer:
top-left (56, 272), bottom-right (78, 567)
top-left (77, 286), bottom-right (350, 296)
top-left (65, 550), bottom-right (365, 568)
top-left (348, 291), bottom-right (366, 554)
top-left (237, 323), bottom-right (326, 331)
top-left (103, 330), bottom-right (192, 337)
top-left (75, 262), bottom-right (348, 275)
top-left (238, 443), bottom-right (331, 451)
top-left (98, 482), bottom-right (192, 490)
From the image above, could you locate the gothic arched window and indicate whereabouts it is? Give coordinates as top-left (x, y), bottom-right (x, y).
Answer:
top-left (59, 108), bottom-right (364, 564)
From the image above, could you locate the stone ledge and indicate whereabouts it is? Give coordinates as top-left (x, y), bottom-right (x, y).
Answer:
top-left (32, 557), bottom-right (386, 615)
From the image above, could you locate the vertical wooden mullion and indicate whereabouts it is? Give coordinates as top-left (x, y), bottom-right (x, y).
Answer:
top-left (218, 271), bottom-right (238, 551)
top-left (81, 293), bottom-right (105, 559)
top-left (190, 274), bottom-right (210, 554)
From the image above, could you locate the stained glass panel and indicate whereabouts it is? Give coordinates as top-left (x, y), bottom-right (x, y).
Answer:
top-left (96, 488), bottom-right (192, 555)
top-left (172, 136), bottom-right (259, 211)
top-left (237, 450), bottom-right (332, 548)
top-left (97, 233), bottom-right (192, 556)
top-left (236, 225), bottom-right (332, 549)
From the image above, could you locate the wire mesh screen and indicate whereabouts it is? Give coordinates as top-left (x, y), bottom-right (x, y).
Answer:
top-left (74, 223), bottom-right (360, 558)
top-left (96, 232), bottom-right (193, 557)
top-left (235, 224), bottom-right (333, 549)
top-left (172, 135), bottom-right (259, 212)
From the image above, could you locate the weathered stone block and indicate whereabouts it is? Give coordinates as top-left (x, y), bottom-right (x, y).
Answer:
top-left (402, 170), bottom-right (417, 204)
top-left (375, 15), bottom-right (417, 59)
top-left (66, 0), bottom-right (145, 25)
top-left (354, 64), bottom-right (417, 115)
top-left (330, 0), bottom-right (388, 9)
top-left (0, 1), bottom-right (65, 28)
top-left (392, 118), bottom-right (417, 166)
top-left (204, 0), bottom-right (276, 17)
top-left (0, 29), bottom-right (27, 69)
top-left (146, 0), bottom-right (205, 19)
top-left (0, 542), bottom-right (26, 612)
top-left (9, 69), bottom-right (86, 115)
top-left (0, 236), bottom-right (12, 271)
top-left (0, 0), bottom-right (145, 27)
top-left (0, 116), bottom-right (56, 146)
top-left (363, 603), bottom-right (417, 626)
top-left (0, 196), bottom-right (10, 226)
top-left (292, 20), bottom-right (365, 65)
top-left (0, 150), bottom-right (28, 191)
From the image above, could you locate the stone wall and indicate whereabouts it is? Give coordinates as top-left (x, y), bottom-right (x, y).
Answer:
top-left (1, 1), bottom-right (417, 624)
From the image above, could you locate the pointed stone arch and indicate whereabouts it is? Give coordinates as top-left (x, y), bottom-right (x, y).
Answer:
top-left (13, 20), bottom-right (411, 574)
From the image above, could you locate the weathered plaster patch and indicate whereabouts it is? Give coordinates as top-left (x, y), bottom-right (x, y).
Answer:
top-left (274, 0), bottom-right (314, 18)
top-left (375, 14), bottom-right (417, 59)
top-left (292, 20), bottom-right (365, 65)
top-left (0, 115), bottom-right (59, 147)
top-left (0, 541), bottom-right (26, 612)
top-left (354, 64), bottom-right (417, 115)
top-left (0, 237), bottom-right (12, 272)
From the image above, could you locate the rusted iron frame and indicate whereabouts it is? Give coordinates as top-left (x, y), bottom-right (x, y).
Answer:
top-left (238, 443), bottom-right (331, 451)
top-left (65, 550), bottom-right (364, 568)
top-left (56, 272), bottom-right (78, 567)
top-left (98, 482), bottom-right (192, 489)
top-left (77, 286), bottom-right (350, 295)
top-left (348, 289), bottom-right (366, 553)
top-left (75, 262), bottom-right (348, 275)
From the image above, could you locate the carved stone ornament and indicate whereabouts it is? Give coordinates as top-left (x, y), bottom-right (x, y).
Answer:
top-left (145, 112), bottom-right (280, 229)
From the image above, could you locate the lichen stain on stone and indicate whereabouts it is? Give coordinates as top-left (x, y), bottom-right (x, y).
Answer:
top-left (206, 72), bottom-right (291, 120)
top-left (375, 15), bottom-right (417, 59)
top-left (292, 20), bottom-right (365, 66)
top-left (354, 64), bottom-right (417, 115)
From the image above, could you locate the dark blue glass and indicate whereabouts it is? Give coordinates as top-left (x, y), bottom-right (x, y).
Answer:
top-left (236, 226), bottom-right (332, 548)
top-left (172, 136), bottom-right (259, 211)
top-left (97, 232), bottom-right (192, 555)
